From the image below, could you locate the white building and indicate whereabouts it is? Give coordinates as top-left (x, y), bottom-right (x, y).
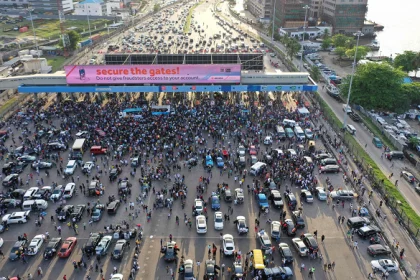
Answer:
top-left (106, 0), bottom-right (122, 15)
top-left (74, 0), bottom-right (107, 16)
top-left (279, 26), bottom-right (333, 40)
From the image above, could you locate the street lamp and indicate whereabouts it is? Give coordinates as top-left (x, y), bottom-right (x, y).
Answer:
top-left (87, 9), bottom-right (92, 42)
top-left (271, 0), bottom-right (277, 41)
top-left (28, 8), bottom-right (39, 52)
top-left (299, 5), bottom-right (310, 71)
top-left (342, 31), bottom-right (364, 128)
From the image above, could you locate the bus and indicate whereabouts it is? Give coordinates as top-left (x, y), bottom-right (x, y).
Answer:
top-left (119, 108), bottom-right (143, 118)
top-left (151, 105), bottom-right (173, 116)
top-left (251, 249), bottom-right (265, 271)
top-left (71, 138), bottom-right (86, 160)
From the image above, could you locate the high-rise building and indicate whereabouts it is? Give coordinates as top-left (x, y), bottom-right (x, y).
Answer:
top-left (309, 0), bottom-right (321, 19)
top-left (273, 0), bottom-right (310, 31)
top-left (248, 0), bottom-right (273, 21)
top-left (321, 0), bottom-right (368, 34)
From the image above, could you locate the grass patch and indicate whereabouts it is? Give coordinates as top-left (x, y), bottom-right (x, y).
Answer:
top-left (0, 96), bottom-right (19, 118)
top-left (315, 91), bottom-right (420, 228)
top-left (0, 19), bottom-right (111, 41)
top-left (183, 2), bottom-right (202, 33)
top-left (46, 56), bottom-right (67, 72)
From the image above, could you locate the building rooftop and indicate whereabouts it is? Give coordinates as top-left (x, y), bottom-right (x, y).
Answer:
top-left (79, 0), bottom-right (103, 4)
top-left (281, 27), bottom-right (322, 32)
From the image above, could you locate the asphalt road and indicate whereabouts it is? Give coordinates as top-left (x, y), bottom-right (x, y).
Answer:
top-left (0, 93), bottom-right (404, 280)
top-left (317, 85), bottom-right (420, 217)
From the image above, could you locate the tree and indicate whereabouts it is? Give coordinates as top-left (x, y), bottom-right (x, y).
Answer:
top-left (394, 51), bottom-right (418, 74)
top-left (59, 30), bottom-right (81, 51)
top-left (284, 38), bottom-right (301, 60)
top-left (322, 29), bottom-right (330, 40)
top-left (321, 38), bottom-right (332, 51)
top-left (345, 46), bottom-right (370, 62)
top-left (344, 37), bottom-right (356, 49)
top-left (335, 47), bottom-right (347, 60)
top-left (153, 4), bottom-right (161, 13)
top-left (413, 52), bottom-right (420, 76)
top-left (331, 34), bottom-right (350, 48)
top-left (401, 82), bottom-right (420, 104)
top-left (339, 62), bottom-right (407, 112)
top-left (309, 65), bottom-right (322, 82)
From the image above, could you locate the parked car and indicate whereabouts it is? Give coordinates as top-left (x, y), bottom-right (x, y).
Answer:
top-left (58, 237), bottom-right (77, 258)
top-left (372, 137), bottom-right (383, 148)
top-left (292, 238), bottom-right (308, 257)
top-left (43, 237), bottom-right (62, 260)
top-left (367, 244), bottom-right (391, 256)
top-left (371, 259), bottom-right (399, 273)
top-left (278, 243), bottom-right (294, 264)
top-left (222, 234), bottom-right (235, 255)
top-left (95, 235), bottom-right (113, 256)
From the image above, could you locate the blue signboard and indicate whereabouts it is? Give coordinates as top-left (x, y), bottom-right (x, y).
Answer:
top-left (18, 84), bottom-right (318, 93)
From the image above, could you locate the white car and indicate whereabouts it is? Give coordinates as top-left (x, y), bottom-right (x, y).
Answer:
top-left (75, 131), bottom-right (89, 138)
top-left (27, 234), bottom-right (45, 255)
top-left (222, 234), bottom-right (235, 255)
top-left (50, 185), bottom-right (64, 201)
top-left (95, 235), bottom-right (113, 256)
top-left (196, 215), bottom-right (207, 233)
top-left (316, 187), bottom-right (327, 201)
top-left (110, 274), bottom-right (124, 280)
top-left (83, 161), bottom-right (94, 173)
top-left (214, 211), bottom-right (224, 230)
top-left (64, 160), bottom-right (77, 175)
top-left (292, 238), bottom-right (308, 257)
top-left (371, 259), bottom-right (399, 273)
top-left (236, 216), bottom-right (249, 234)
top-left (271, 221), bottom-right (281, 240)
top-left (194, 199), bottom-right (203, 215)
top-left (62, 183), bottom-right (76, 199)
top-left (263, 136), bottom-right (273, 145)
top-left (301, 190), bottom-right (313, 203)
top-left (2, 211), bottom-right (31, 224)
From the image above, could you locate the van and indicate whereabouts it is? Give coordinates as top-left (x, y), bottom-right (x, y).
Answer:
top-left (347, 124), bottom-right (356, 135)
top-left (294, 126), bottom-right (305, 141)
top-left (342, 104), bottom-right (352, 113)
top-left (285, 128), bottom-right (294, 139)
top-left (63, 183), bottom-right (76, 199)
top-left (282, 119), bottom-right (296, 128)
top-left (347, 217), bottom-right (370, 229)
top-left (275, 126), bottom-right (286, 140)
top-left (22, 199), bottom-right (48, 211)
top-left (90, 146), bottom-right (107, 155)
top-left (387, 151), bottom-right (404, 160)
top-left (23, 187), bottom-right (39, 201)
top-left (321, 158), bottom-right (337, 166)
top-left (250, 162), bottom-right (267, 176)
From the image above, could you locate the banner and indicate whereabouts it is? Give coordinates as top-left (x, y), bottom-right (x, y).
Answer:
top-left (64, 64), bottom-right (241, 85)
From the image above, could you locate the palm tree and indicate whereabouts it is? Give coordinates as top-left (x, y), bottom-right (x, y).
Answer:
top-left (322, 29), bottom-right (330, 40)
top-left (285, 38), bottom-right (301, 60)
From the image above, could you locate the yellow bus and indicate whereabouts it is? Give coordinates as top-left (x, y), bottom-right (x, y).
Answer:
top-left (251, 249), bottom-right (265, 270)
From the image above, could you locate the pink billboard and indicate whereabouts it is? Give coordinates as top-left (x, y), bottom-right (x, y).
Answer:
top-left (64, 64), bottom-right (241, 85)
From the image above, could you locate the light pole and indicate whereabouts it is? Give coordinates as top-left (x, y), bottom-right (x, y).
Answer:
top-left (299, 5), bottom-right (309, 71)
top-left (343, 31), bottom-right (363, 128)
top-left (271, 0), bottom-right (277, 41)
top-left (28, 8), bottom-right (39, 52)
top-left (87, 9), bottom-right (92, 43)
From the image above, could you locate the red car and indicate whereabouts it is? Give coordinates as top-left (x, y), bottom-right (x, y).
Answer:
top-left (249, 145), bottom-right (257, 155)
top-left (58, 237), bottom-right (77, 258)
top-left (222, 150), bottom-right (229, 158)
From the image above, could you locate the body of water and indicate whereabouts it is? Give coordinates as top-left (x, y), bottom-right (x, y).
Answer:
top-left (367, 0), bottom-right (420, 57)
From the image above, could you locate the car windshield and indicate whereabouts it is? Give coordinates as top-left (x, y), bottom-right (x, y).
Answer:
top-left (215, 217), bottom-right (222, 222)
top-left (114, 250), bottom-right (120, 254)
top-left (259, 198), bottom-right (267, 203)
top-left (212, 197), bottom-right (219, 204)
top-left (59, 248), bottom-right (67, 253)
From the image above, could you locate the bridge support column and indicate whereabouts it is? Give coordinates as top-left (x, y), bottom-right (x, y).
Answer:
top-left (33, 93), bottom-right (38, 102)
top-left (210, 92), bottom-right (214, 100)
top-left (264, 91), bottom-right (269, 103)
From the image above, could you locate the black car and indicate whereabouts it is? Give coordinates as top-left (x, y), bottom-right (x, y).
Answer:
top-left (10, 189), bottom-right (26, 200)
top-left (348, 112), bottom-right (361, 122)
top-left (0, 198), bottom-right (21, 208)
top-left (57, 205), bottom-right (74, 221)
top-left (109, 168), bottom-right (122, 181)
top-left (292, 211), bottom-right (305, 229)
top-left (278, 243), bottom-right (294, 264)
top-left (44, 237), bottom-right (62, 260)
top-left (112, 239), bottom-right (128, 260)
top-left (303, 233), bottom-right (319, 251)
top-left (71, 204), bottom-right (86, 221)
top-left (263, 154), bottom-right (273, 164)
top-left (2, 162), bottom-right (16, 175)
top-left (107, 200), bottom-right (120, 214)
top-left (84, 233), bottom-right (103, 254)
top-left (11, 162), bottom-right (26, 174)
top-left (118, 180), bottom-right (132, 194)
top-left (367, 244), bottom-right (391, 256)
